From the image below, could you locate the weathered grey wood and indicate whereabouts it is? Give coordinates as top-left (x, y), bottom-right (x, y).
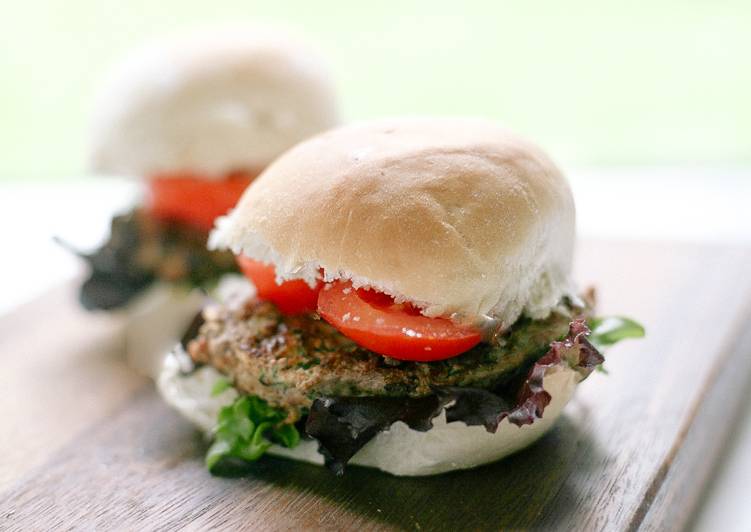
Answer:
top-left (1, 240), bottom-right (750, 531)
top-left (0, 282), bottom-right (147, 491)
top-left (638, 300), bottom-right (751, 532)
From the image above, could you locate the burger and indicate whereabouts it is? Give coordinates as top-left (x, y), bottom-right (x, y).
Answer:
top-left (72, 28), bottom-right (338, 376)
top-left (158, 117), bottom-right (643, 476)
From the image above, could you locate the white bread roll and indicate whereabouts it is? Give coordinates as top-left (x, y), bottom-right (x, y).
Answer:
top-left (90, 27), bottom-right (339, 178)
top-left (124, 275), bottom-right (253, 379)
top-left (158, 355), bottom-right (579, 476)
top-left (210, 117), bottom-right (576, 328)
top-left (121, 284), bottom-right (205, 379)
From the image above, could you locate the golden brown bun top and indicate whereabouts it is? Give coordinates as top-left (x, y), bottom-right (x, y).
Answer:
top-left (211, 117), bottom-right (576, 325)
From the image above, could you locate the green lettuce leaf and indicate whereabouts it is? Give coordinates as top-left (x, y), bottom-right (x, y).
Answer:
top-left (206, 395), bottom-right (299, 474)
top-left (588, 316), bottom-right (645, 350)
top-left (210, 376), bottom-right (232, 397)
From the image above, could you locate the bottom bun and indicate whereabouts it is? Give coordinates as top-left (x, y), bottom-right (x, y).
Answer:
top-left (125, 275), bottom-right (253, 379)
top-left (124, 284), bottom-right (205, 379)
top-left (158, 352), bottom-right (581, 476)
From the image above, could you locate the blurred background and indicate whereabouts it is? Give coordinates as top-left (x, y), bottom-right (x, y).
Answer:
top-left (1, 0), bottom-right (750, 180)
top-left (4, 1), bottom-right (749, 307)
top-left (1, 3), bottom-right (750, 529)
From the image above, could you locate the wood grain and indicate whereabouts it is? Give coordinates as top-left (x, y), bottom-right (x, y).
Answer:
top-left (1, 240), bottom-right (751, 531)
top-left (0, 282), bottom-right (147, 490)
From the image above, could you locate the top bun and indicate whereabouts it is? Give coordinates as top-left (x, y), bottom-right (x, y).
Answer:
top-left (211, 117), bottom-right (576, 326)
top-left (89, 27), bottom-right (339, 178)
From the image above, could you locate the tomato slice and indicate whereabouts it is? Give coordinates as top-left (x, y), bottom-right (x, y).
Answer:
top-left (317, 281), bottom-right (482, 361)
top-left (148, 170), bottom-right (255, 231)
top-left (236, 255), bottom-right (321, 315)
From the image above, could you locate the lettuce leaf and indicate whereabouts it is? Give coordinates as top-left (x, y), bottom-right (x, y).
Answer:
top-left (306, 395), bottom-right (444, 475)
top-left (62, 208), bottom-right (237, 310)
top-left (306, 319), bottom-right (605, 475)
top-left (206, 395), bottom-right (300, 475)
top-left (210, 376), bottom-right (232, 397)
top-left (588, 315), bottom-right (645, 373)
top-left (204, 316), bottom-right (644, 476)
top-left (588, 316), bottom-right (645, 349)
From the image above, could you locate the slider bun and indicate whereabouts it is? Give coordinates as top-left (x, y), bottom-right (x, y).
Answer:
top-left (211, 117), bottom-right (576, 326)
top-left (89, 27), bottom-right (339, 178)
top-left (123, 275), bottom-right (252, 379)
top-left (158, 356), bottom-right (580, 476)
top-left (122, 284), bottom-right (205, 379)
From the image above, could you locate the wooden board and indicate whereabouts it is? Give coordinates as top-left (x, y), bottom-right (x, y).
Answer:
top-left (2, 240), bottom-right (751, 531)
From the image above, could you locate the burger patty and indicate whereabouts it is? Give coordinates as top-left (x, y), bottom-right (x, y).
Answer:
top-left (187, 297), bottom-right (589, 422)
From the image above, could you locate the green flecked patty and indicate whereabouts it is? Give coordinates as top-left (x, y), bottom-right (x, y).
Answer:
top-left (188, 297), bottom-right (589, 422)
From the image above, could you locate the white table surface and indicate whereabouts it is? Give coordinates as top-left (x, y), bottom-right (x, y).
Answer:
top-left (1, 167), bottom-right (750, 530)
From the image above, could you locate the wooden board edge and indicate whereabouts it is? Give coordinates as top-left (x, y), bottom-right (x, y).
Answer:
top-left (631, 298), bottom-right (751, 531)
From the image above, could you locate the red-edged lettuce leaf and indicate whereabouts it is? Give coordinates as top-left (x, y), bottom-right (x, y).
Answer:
top-left (305, 319), bottom-right (603, 475)
top-left (306, 395), bottom-right (443, 476)
top-left (60, 209), bottom-right (237, 310)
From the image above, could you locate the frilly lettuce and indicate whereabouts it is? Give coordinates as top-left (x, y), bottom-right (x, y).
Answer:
top-left (206, 394), bottom-right (300, 475)
top-left (204, 316), bottom-right (643, 475)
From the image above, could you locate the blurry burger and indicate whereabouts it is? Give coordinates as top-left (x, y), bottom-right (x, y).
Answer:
top-left (74, 28), bottom-right (338, 376)
top-left (158, 117), bottom-right (643, 476)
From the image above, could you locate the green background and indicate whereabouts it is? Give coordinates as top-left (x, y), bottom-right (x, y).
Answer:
top-left (2, 1), bottom-right (749, 181)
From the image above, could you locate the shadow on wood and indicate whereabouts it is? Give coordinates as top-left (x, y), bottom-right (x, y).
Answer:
top-left (1, 386), bottom-right (606, 531)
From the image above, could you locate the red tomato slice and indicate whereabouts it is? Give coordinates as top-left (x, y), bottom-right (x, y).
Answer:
top-left (148, 170), bottom-right (255, 231)
top-left (236, 255), bottom-right (321, 315)
top-left (317, 281), bottom-right (482, 361)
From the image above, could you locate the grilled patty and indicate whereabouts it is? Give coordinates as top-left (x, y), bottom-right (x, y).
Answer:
top-left (187, 297), bottom-right (587, 421)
